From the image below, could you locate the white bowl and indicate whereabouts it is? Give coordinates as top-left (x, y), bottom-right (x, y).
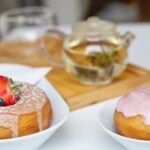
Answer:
top-left (0, 64), bottom-right (69, 150)
top-left (98, 98), bottom-right (150, 150)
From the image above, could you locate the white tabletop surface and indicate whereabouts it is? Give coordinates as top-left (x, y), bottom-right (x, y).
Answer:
top-left (40, 23), bottom-right (150, 150)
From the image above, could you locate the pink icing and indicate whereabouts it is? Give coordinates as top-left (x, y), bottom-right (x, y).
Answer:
top-left (116, 87), bottom-right (150, 125)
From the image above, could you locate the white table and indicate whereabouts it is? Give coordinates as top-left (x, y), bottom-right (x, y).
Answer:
top-left (41, 24), bottom-right (150, 150)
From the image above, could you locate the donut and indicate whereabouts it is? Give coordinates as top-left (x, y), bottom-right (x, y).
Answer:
top-left (114, 87), bottom-right (150, 140)
top-left (0, 76), bottom-right (52, 139)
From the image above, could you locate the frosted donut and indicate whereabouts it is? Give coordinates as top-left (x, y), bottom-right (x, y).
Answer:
top-left (114, 87), bottom-right (150, 140)
top-left (0, 82), bottom-right (52, 139)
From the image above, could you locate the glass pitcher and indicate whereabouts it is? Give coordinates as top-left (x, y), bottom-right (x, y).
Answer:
top-left (40, 17), bottom-right (135, 85)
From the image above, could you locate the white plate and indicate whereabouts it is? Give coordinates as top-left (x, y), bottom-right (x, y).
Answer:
top-left (98, 98), bottom-right (150, 150)
top-left (0, 63), bottom-right (70, 150)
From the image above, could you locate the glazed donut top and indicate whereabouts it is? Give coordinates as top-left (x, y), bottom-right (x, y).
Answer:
top-left (116, 87), bottom-right (150, 125)
top-left (0, 82), bottom-right (47, 114)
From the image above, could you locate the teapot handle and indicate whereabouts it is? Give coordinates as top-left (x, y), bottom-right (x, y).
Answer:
top-left (40, 29), bottom-right (66, 68)
top-left (122, 32), bottom-right (135, 47)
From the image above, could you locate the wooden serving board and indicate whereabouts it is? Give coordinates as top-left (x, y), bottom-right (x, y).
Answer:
top-left (46, 64), bottom-right (150, 110)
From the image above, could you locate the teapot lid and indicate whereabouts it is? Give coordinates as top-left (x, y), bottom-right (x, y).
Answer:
top-left (73, 17), bottom-right (116, 37)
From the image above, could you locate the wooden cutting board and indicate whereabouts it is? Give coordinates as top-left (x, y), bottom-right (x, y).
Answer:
top-left (47, 64), bottom-right (150, 110)
top-left (0, 39), bottom-right (150, 111)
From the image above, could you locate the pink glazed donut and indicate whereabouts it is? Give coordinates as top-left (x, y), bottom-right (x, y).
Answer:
top-left (114, 87), bottom-right (150, 140)
top-left (0, 82), bottom-right (52, 139)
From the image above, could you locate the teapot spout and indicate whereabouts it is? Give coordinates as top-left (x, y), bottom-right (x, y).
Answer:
top-left (122, 32), bottom-right (135, 47)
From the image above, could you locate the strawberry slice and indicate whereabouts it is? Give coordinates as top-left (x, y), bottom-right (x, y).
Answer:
top-left (0, 76), bottom-right (20, 106)
top-left (1, 92), bottom-right (16, 106)
top-left (0, 76), bottom-right (8, 95)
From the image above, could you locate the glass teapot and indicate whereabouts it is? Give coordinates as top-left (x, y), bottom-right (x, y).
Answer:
top-left (41, 17), bottom-right (135, 85)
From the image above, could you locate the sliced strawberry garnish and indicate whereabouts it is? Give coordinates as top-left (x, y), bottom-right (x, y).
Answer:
top-left (0, 76), bottom-right (20, 106)
top-left (0, 76), bottom-right (8, 95)
top-left (1, 94), bottom-right (15, 106)
top-left (6, 95), bottom-right (16, 106)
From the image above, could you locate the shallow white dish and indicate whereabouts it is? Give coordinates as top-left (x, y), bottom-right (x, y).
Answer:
top-left (98, 98), bottom-right (150, 150)
top-left (0, 63), bottom-right (70, 150)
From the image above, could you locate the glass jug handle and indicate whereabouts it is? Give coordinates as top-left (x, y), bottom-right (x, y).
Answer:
top-left (40, 29), bottom-right (66, 68)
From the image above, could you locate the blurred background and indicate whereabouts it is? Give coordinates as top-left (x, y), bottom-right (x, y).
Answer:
top-left (0, 0), bottom-right (149, 84)
top-left (0, 0), bottom-right (150, 25)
